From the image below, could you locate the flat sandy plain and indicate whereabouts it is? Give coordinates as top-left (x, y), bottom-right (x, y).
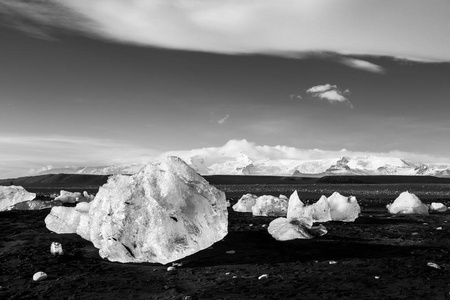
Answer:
top-left (1, 175), bottom-right (450, 299)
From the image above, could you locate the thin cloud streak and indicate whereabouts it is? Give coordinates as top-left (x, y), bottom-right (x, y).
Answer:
top-left (1, 0), bottom-right (450, 62)
top-left (217, 114), bottom-right (230, 125)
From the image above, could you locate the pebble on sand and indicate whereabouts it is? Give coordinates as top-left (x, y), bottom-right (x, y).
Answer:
top-left (427, 262), bottom-right (441, 269)
top-left (50, 242), bottom-right (64, 256)
top-left (33, 272), bottom-right (48, 282)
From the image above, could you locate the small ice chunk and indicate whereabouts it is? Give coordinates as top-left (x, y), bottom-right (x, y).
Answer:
top-left (387, 192), bottom-right (429, 215)
top-left (232, 194), bottom-right (258, 212)
top-left (268, 217), bottom-right (327, 241)
top-left (430, 202), bottom-right (448, 212)
top-left (252, 195), bottom-right (288, 217)
top-left (0, 186), bottom-right (36, 211)
top-left (258, 274), bottom-right (269, 280)
top-left (327, 192), bottom-right (361, 222)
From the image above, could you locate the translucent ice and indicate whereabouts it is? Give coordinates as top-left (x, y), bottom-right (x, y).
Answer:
top-left (0, 186), bottom-right (36, 211)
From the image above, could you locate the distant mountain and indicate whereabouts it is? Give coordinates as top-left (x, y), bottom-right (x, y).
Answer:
top-left (38, 140), bottom-right (450, 177)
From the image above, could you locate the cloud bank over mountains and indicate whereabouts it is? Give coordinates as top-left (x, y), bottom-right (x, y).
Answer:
top-left (2, 0), bottom-right (450, 63)
top-left (3, 138), bottom-right (450, 179)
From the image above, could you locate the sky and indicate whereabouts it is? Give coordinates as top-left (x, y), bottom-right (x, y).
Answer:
top-left (0, 0), bottom-right (450, 179)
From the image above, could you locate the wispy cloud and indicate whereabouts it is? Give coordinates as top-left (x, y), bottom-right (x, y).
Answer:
top-left (1, 0), bottom-right (449, 62)
top-left (306, 84), bottom-right (353, 108)
top-left (217, 114), bottom-right (230, 125)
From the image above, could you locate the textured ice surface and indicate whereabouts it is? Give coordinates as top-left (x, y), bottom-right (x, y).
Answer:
top-left (327, 192), bottom-right (361, 222)
top-left (252, 195), bottom-right (288, 217)
top-left (0, 186), bottom-right (36, 211)
top-left (268, 217), bottom-right (327, 241)
top-left (89, 156), bottom-right (228, 264)
top-left (387, 191), bottom-right (429, 215)
top-left (232, 193), bottom-right (258, 212)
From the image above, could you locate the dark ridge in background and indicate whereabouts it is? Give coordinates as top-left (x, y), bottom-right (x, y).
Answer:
top-left (1, 173), bottom-right (450, 191)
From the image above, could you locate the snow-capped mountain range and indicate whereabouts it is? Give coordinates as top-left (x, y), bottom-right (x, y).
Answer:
top-left (38, 140), bottom-right (450, 177)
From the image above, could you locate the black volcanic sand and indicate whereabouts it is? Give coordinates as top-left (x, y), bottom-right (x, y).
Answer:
top-left (2, 185), bottom-right (450, 299)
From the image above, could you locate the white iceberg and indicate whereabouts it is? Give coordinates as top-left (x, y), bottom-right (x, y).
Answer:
top-left (232, 193), bottom-right (258, 212)
top-left (327, 192), bottom-right (361, 222)
top-left (251, 195), bottom-right (288, 217)
top-left (88, 156), bottom-right (228, 264)
top-left (0, 186), bottom-right (36, 211)
top-left (387, 191), bottom-right (429, 215)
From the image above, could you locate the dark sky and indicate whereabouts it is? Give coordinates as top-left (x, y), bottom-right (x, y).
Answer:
top-left (1, 0), bottom-right (449, 178)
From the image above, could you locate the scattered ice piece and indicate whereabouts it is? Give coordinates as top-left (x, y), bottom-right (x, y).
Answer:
top-left (258, 274), bottom-right (269, 280)
top-left (226, 200), bottom-right (231, 207)
top-left (374, 276), bottom-right (380, 279)
top-left (268, 217), bottom-right (327, 241)
top-left (232, 194), bottom-right (258, 212)
top-left (436, 227), bottom-right (443, 230)
top-left (33, 271), bottom-right (47, 281)
top-left (327, 193), bottom-right (361, 222)
top-left (0, 186), bottom-right (36, 211)
top-left (262, 224), bottom-right (267, 228)
top-left (387, 192), bottom-right (429, 215)
top-left (423, 223), bottom-right (429, 225)
top-left (232, 276), bottom-right (238, 279)
top-left (55, 190), bottom-right (82, 203)
top-left (225, 272), bottom-right (231, 275)
top-left (412, 232), bottom-right (419, 236)
top-left (50, 242), bottom-right (63, 256)
top-left (252, 195), bottom-right (288, 217)
top-left (167, 266), bottom-right (176, 272)
top-left (249, 224), bottom-right (253, 227)
top-left (430, 202), bottom-right (448, 212)
top-left (329, 261), bottom-right (337, 265)
top-left (427, 262), bottom-right (441, 269)
top-left (172, 262), bottom-right (183, 267)
top-left (226, 250), bottom-right (236, 254)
